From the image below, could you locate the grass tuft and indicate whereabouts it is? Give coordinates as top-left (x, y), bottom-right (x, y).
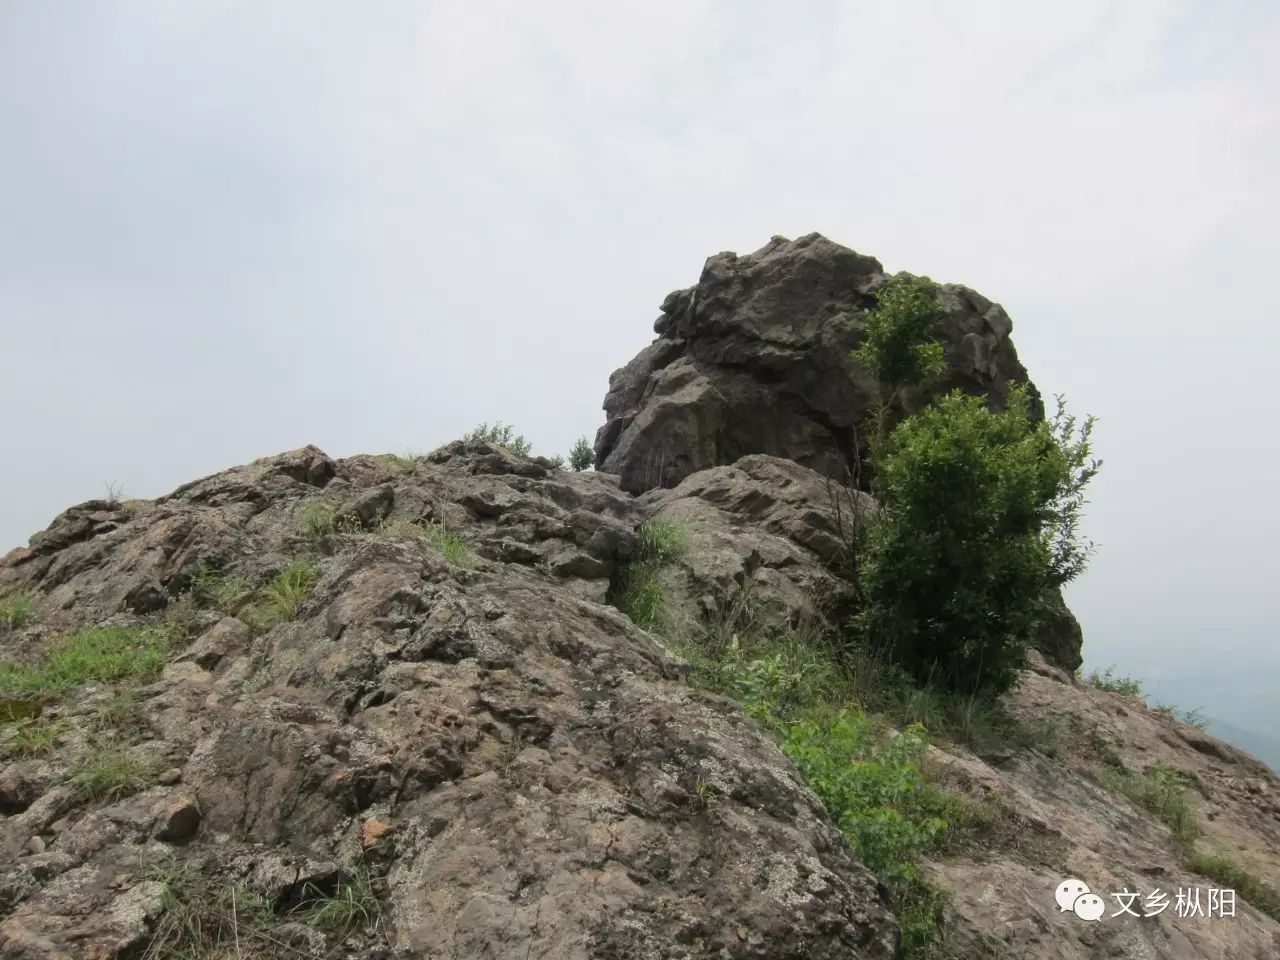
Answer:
top-left (296, 865), bottom-right (381, 935)
top-left (143, 858), bottom-right (276, 960)
top-left (416, 521), bottom-right (472, 568)
top-left (1100, 763), bottom-right (1200, 848)
top-left (0, 589), bottom-right (36, 630)
top-left (69, 745), bottom-right (155, 803)
top-left (1, 717), bottom-right (69, 758)
top-left (1187, 850), bottom-right (1280, 921)
top-left (0, 625), bottom-right (176, 698)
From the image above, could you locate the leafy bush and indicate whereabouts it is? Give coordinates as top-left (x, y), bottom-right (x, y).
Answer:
top-left (854, 385), bottom-right (1099, 695)
top-left (853, 275), bottom-right (946, 393)
top-left (1085, 666), bottom-right (1145, 698)
top-left (569, 436), bottom-right (594, 471)
top-left (463, 421), bottom-right (532, 456)
top-left (0, 589), bottom-right (36, 630)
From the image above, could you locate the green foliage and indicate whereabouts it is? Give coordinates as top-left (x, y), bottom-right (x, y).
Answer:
top-left (637, 519), bottom-right (688, 563)
top-left (1100, 763), bottom-right (1200, 848)
top-left (608, 519), bottom-right (688, 633)
top-left (417, 520), bottom-right (472, 568)
top-left (854, 386), bottom-right (1099, 695)
top-left (187, 562), bottom-right (250, 612)
top-left (260, 561), bottom-right (318, 623)
top-left (1085, 666), bottom-right (1145, 698)
top-left (69, 745), bottom-right (155, 803)
top-left (297, 865), bottom-right (381, 935)
top-left (1, 717), bottom-right (68, 758)
top-left (569, 436), bottom-right (594, 471)
top-left (463, 421), bottom-right (533, 456)
top-left (853, 275), bottom-right (946, 391)
top-left (0, 589), bottom-right (36, 630)
top-left (0, 626), bottom-right (175, 698)
top-left (698, 636), bottom-right (983, 958)
top-left (1188, 850), bottom-right (1280, 921)
top-left (546, 455), bottom-right (566, 469)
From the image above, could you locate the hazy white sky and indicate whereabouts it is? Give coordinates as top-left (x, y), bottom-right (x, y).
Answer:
top-left (2, 2), bottom-right (1277, 721)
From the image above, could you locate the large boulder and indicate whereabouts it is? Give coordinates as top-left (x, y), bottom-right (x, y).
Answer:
top-left (596, 232), bottom-right (1038, 495)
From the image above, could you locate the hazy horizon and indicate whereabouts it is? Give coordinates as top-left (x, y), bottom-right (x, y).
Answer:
top-left (3, 3), bottom-right (1277, 750)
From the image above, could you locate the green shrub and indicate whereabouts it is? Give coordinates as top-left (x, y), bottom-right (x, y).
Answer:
top-left (0, 626), bottom-right (175, 698)
top-left (569, 436), bottom-right (594, 471)
top-left (1188, 851), bottom-right (1280, 921)
top-left (854, 386), bottom-right (1099, 695)
top-left (0, 590), bottom-right (36, 630)
top-left (463, 421), bottom-right (532, 456)
top-left (853, 275), bottom-right (947, 392)
top-left (1086, 666), bottom-right (1145, 698)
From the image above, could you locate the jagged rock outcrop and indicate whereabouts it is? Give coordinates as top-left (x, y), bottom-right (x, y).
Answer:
top-left (0, 444), bottom-right (899, 960)
top-left (600, 233), bottom-right (1081, 671)
top-left (595, 232), bottom-right (1036, 496)
top-left (3, 236), bottom-right (1278, 960)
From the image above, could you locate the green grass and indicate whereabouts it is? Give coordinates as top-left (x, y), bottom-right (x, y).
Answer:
top-left (296, 865), bottom-right (381, 935)
top-left (1187, 850), bottom-right (1280, 921)
top-left (0, 625), bottom-right (176, 698)
top-left (93, 690), bottom-right (147, 734)
top-left (69, 745), bottom-right (155, 803)
top-left (1100, 763), bottom-right (1200, 848)
top-left (243, 560), bottom-right (319, 632)
top-left (187, 563), bottom-right (251, 612)
top-left (1, 717), bottom-right (69, 758)
top-left (607, 519), bottom-right (689, 633)
top-left (692, 634), bottom-right (986, 958)
top-left (416, 520), bottom-right (472, 568)
top-left (144, 858), bottom-right (276, 960)
top-left (0, 589), bottom-right (36, 630)
top-left (382, 450), bottom-right (424, 469)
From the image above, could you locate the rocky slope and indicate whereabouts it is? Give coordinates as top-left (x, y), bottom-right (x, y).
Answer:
top-left (2, 234), bottom-right (1277, 959)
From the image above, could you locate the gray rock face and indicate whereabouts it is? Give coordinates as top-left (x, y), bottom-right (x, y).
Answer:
top-left (0, 445), bottom-right (899, 960)
top-left (596, 233), bottom-right (1037, 496)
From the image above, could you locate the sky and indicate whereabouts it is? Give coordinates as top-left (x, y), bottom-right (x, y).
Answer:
top-left (2, 2), bottom-right (1277, 736)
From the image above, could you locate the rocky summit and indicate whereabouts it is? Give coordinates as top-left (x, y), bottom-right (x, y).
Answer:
top-left (2, 235), bottom-right (1278, 959)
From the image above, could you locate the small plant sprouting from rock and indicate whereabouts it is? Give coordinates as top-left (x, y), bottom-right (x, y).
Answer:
top-left (297, 864), bottom-right (382, 936)
top-left (69, 744), bottom-right (156, 804)
top-left (569, 436), bottom-right (594, 471)
top-left (0, 589), bottom-right (36, 630)
top-left (463, 421), bottom-right (533, 456)
top-left (259, 560), bottom-right (319, 624)
top-left (1, 717), bottom-right (68, 758)
top-left (143, 858), bottom-right (277, 960)
top-left (418, 520), bottom-right (472, 568)
top-left (608, 519), bottom-right (688, 632)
